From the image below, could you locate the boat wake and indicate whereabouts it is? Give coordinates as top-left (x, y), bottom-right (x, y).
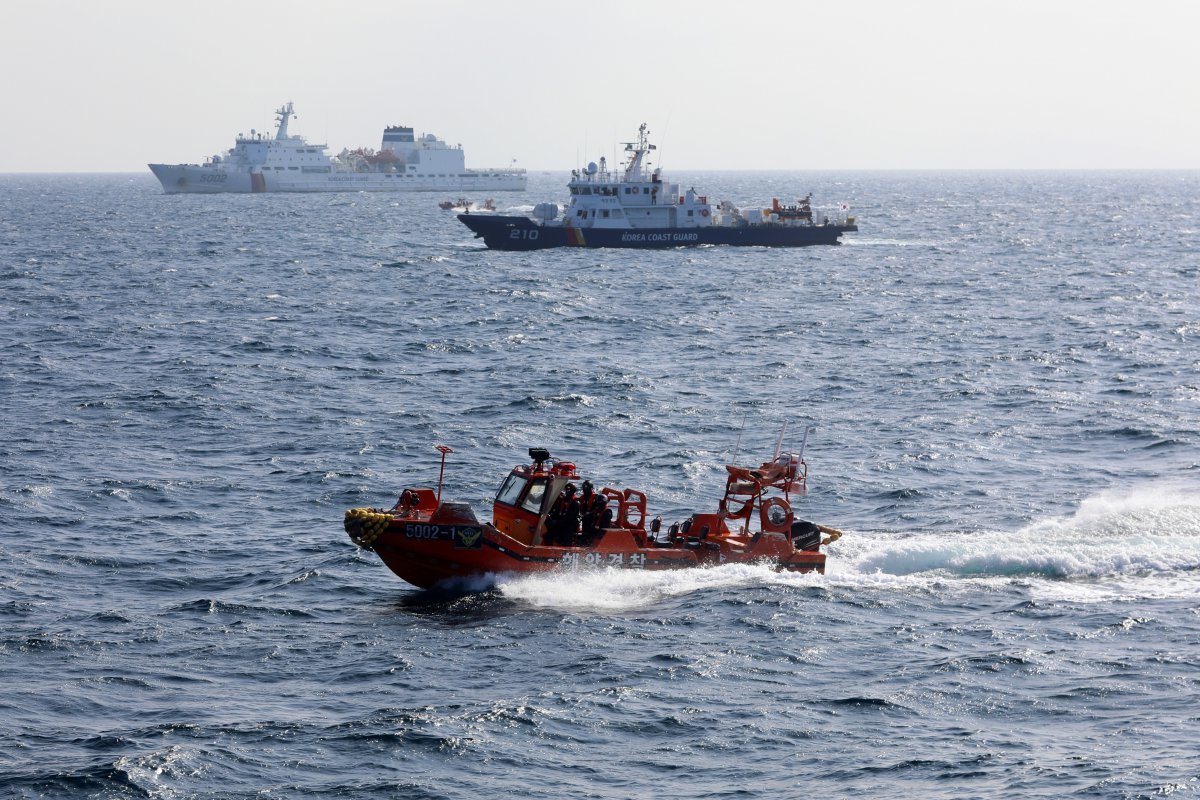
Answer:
top-left (489, 483), bottom-right (1200, 609)
top-left (846, 483), bottom-right (1200, 584)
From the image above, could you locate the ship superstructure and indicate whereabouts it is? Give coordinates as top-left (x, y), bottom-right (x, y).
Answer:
top-left (149, 103), bottom-right (526, 194)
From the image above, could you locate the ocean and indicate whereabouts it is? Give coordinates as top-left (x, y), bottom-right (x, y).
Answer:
top-left (2, 170), bottom-right (1198, 799)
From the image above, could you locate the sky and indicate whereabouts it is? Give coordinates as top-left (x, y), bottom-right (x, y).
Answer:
top-left (1, 0), bottom-right (1198, 172)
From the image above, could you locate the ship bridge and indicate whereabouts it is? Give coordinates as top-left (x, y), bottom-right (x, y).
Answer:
top-left (563, 124), bottom-right (714, 230)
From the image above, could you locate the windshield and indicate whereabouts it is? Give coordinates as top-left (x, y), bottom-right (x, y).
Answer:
top-left (495, 474), bottom-right (527, 506)
top-left (520, 479), bottom-right (548, 513)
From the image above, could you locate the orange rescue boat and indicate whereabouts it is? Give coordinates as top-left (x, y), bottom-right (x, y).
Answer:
top-left (344, 443), bottom-right (843, 591)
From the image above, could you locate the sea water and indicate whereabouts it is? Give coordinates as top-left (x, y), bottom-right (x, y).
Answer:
top-left (1, 170), bottom-right (1198, 798)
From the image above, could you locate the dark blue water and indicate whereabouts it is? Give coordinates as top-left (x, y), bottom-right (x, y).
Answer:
top-left (2, 171), bottom-right (1199, 799)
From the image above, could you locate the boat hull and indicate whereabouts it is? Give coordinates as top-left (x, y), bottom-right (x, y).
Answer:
top-left (348, 514), bottom-right (826, 591)
top-left (458, 214), bottom-right (855, 250)
top-left (148, 163), bottom-right (527, 194)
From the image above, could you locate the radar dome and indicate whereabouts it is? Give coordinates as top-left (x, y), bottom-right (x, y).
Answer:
top-left (586, 162), bottom-right (598, 175)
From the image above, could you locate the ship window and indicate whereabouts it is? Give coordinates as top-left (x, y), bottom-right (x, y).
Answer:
top-left (624, 187), bottom-right (631, 194)
top-left (581, 187), bottom-right (592, 195)
top-left (687, 210), bottom-right (694, 216)
top-left (602, 210), bottom-right (610, 218)
top-left (288, 166), bottom-right (299, 170)
top-left (520, 479), bottom-right (549, 514)
top-left (496, 474), bottom-right (527, 506)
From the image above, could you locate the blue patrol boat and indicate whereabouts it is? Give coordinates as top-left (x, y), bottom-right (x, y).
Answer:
top-left (457, 124), bottom-right (856, 251)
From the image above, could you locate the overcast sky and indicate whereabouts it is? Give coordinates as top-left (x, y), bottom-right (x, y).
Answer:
top-left (2, 0), bottom-right (1197, 172)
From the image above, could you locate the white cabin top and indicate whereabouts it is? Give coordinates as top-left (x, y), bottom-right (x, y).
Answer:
top-left (562, 123), bottom-right (716, 230)
top-left (199, 102), bottom-right (511, 177)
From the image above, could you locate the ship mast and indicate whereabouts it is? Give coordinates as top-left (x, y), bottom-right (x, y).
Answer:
top-left (622, 122), bottom-right (656, 181)
top-left (274, 102), bottom-right (295, 140)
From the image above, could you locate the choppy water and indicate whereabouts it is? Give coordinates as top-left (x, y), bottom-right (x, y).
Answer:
top-left (2, 170), bottom-right (1199, 799)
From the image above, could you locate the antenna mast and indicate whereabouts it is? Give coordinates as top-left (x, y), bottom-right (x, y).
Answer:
top-left (773, 421), bottom-right (789, 460)
top-left (434, 444), bottom-right (453, 502)
top-left (731, 414), bottom-right (748, 464)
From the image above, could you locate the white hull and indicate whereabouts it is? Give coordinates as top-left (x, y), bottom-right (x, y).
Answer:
top-left (148, 164), bottom-right (526, 194)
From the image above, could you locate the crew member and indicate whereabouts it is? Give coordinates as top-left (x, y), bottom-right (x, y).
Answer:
top-left (579, 482), bottom-right (608, 546)
top-left (548, 483), bottom-right (580, 546)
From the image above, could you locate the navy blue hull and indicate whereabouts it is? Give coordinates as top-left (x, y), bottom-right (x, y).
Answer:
top-left (458, 214), bottom-right (855, 251)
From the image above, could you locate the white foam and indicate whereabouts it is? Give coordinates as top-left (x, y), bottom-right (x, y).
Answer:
top-left (494, 561), bottom-right (807, 612)
top-left (490, 483), bottom-right (1200, 608)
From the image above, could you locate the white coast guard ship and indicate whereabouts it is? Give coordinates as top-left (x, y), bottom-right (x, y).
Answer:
top-left (149, 103), bottom-right (526, 194)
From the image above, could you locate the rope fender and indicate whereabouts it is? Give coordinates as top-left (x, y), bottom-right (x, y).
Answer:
top-left (344, 507), bottom-right (393, 548)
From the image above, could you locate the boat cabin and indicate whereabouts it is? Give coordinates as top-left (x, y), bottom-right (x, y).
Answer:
top-left (562, 123), bottom-right (714, 230)
top-left (491, 448), bottom-right (650, 547)
top-left (491, 448), bottom-right (580, 545)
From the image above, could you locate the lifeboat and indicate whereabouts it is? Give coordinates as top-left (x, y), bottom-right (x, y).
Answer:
top-left (344, 442), bottom-right (844, 591)
top-left (438, 197), bottom-right (482, 211)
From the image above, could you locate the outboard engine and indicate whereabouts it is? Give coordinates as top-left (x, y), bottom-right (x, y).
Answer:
top-left (791, 520), bottom-right (821, 551)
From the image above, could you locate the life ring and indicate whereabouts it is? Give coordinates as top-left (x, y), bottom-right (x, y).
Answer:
top-left (632, 186), bottom-right (640, 194)
top-left (700, 208), bottom-right (709, 217)
top-left (759, 496), bottom-right (793, 533)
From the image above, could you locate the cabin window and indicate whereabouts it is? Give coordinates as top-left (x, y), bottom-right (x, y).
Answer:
top-left (581, 187), bottom-right (592, 195)
top-left (602, 210), bottom-right (610, 218)
top-left (496, 474), bottom-right (528, 506)
top-left (687, 210), bottom-right (694, 217)
top-left (624, 187), bottom-right (631, 194)
top-left (520, 479), bottom-right (548, 513)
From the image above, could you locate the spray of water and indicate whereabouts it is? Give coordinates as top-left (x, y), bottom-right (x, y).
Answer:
top-left (489, 483), bottom-right (1200, 610)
